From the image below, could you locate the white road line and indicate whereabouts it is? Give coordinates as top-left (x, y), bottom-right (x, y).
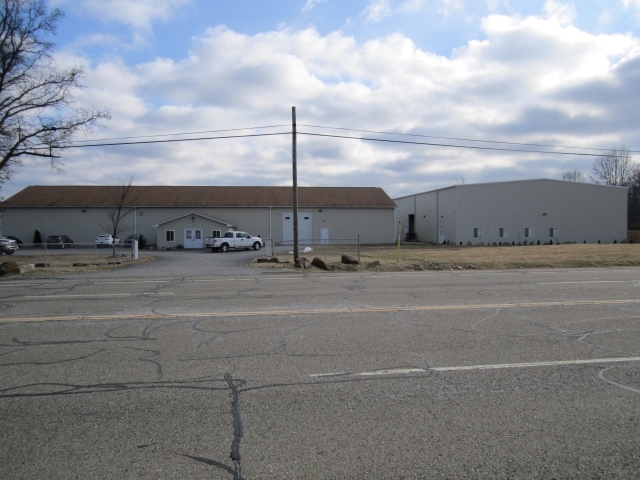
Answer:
top-left (536, 281), bottom-right (628, 285)
top-left (93, 281), bottom-right (173, 284)
top-left (26, 293), bottom-right (175, 298)
top-left (0, 283), bottom-right (48, 287)
top-left (598, 368), bottom-right (640, 394)
top-left (309, 357), bottom-right (640, 378)
top-left (430, 357), bottom-right (640, 372)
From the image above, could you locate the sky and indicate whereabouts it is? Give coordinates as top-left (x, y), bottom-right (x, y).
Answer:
top-left (2, 0), bottom-right (640, 199)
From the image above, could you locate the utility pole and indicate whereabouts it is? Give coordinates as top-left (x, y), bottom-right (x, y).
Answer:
top-left (292, 106), bottom-right (300, 265)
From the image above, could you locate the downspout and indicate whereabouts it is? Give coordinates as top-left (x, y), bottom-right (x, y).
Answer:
top-left (436, 189), bottom-right (439, 242)
top-left (269, 206), bottom-right (272, 240)
top-left (134, 206), bottom-right (137, 235)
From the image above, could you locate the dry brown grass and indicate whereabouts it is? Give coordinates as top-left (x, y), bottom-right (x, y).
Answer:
top-left (1, 253), bottom-right (155, 277)
top-left (253, 243), bottom-right (640, 272)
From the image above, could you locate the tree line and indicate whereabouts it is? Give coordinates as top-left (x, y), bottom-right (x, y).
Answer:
top-left (562, 147), bottom-right (640, 229)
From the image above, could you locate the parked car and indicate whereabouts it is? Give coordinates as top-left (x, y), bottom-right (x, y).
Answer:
top-left (124, 234), bottom-right (146, 249)
top-left (95, 234), bottom-right (121, 247)
top-left (0, 237), bottom-right (19, 255)
top-left (5, 236), bottom-right (22, 245)
top-left (46, 235), bottom-right (74, 248)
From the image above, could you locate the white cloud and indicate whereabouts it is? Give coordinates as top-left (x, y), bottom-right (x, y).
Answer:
top-left (363, 0), bottom-right (393, 22)
top-left (5, 7), bottom-right (640, 198)
top-left (302, 0), bottom-right (327, 14)
top-left (51, 0), bottom-right (191, 29)
top-left (543, 0), bottom-right (576, 26)
top-left (621, 0), bottom-right (640, 22)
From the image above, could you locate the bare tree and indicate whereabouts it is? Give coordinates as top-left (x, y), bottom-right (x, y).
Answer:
top-left (590, 147), bottom-right (636, 186)
top-left (454, 176), bottom-right (466, 185)
top-left (99, 173), bottom-right (135, 257)
top-left (0, 0), bottom-right (110, 189)
top-left (561, 169), bottom-right (586, 182)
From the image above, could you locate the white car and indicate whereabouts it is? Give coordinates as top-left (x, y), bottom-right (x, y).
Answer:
top-left (95, 234), bottom-right (121, 247)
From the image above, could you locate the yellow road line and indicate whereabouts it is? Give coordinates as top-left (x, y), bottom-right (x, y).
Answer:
top-left (1, 298), bottom-right (640, 323)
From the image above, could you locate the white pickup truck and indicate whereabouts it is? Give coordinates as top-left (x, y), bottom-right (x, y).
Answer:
top-left (204, 231), bottom-right (263, 252)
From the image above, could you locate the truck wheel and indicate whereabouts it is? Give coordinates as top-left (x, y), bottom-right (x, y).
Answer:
top-left (220, 243), bottom-right (229, 252)
top-left (5, 250), bottom-right (14, 255)
top-left (253, 242), bottom-right (261, 250)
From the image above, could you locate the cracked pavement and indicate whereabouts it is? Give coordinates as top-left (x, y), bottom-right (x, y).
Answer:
top-left (0, 259), bottom-right (639, 478)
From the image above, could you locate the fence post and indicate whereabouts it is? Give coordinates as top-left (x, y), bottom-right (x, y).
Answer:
top-left (357, 234), bottom-right (360, 263)
top-left (325, 239), bottom-right (327, 262)
top-left (95, 243), bottom-right (97, 262)
top-left (44, 242), bottom-right (47, 265)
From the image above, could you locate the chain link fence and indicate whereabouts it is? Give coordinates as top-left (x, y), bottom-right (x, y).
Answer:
top-left (264, 236), bottom-right (360, 263)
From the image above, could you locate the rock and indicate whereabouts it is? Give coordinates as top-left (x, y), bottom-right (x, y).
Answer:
top-left (341, 255), bottom-right (359, 265)
top-left (311, 257), bottom-right (329, 270)
top-left (35, 262), bottom-right (50, 268)
top-left (73, 262), bottom-right (89, 267)
top-left (368, 260), bottom-right (381, 268)
top-left (17, 264), bottom-right (35, 274)
top-left (255, 257), bottom-right (270, 263)
top-left (294, 257), bottom-right (310, 269)
top-left (0, 261), bottom-right (20, 276)
top-left (269, 257), bottom-right (279, 263)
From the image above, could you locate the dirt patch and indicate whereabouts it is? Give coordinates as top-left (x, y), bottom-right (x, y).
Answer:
top-left (251, 243), bottom-right (640, 272)
top-left (0, 253), bottom-right (155, 278)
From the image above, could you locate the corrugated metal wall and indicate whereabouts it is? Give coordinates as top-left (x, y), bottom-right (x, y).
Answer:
top-left (455, 180), bottom-right (627, 245)
top-left (3, 206), bottom-right (396, 246)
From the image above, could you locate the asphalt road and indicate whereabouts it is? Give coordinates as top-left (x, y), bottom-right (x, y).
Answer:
top-left (1, 261), bottom-right (639, 479)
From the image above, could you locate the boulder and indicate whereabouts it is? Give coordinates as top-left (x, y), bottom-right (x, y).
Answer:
top-left (269, 257), bottom-right (280, 263)
top-left (0, 261), bottom-right (20, 276)
top-left (368, 260), bottom-right (381, 268)
top-left (311, 257), bottom-right (329, 270)
top-left (17, 264), bottom-right (35, 274)
top-left (35, 262), bottom-right (50, 268)
top-left (294, 257), bottom-right (310, 269)
top-left (255, 257), bottom-right (270, 263)
top-left (341, 255), bottom-right (359, 265)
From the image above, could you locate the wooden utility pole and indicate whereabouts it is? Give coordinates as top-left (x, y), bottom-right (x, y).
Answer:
top-left (292, 106), bottom-right (299, 265)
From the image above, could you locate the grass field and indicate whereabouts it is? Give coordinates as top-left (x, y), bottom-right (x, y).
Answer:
top-left (254, 243), bottom-right (640, 272)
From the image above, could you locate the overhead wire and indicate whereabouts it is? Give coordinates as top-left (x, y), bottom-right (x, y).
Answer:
top-left (299, 124), bottom-right (640, 154)
top-left (71, 124), bottom-right (291, 143)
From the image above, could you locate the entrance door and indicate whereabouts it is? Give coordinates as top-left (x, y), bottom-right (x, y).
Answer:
top-left (184, 228), bottom-right (204, 249)
top-left (320, 228), bottom-right (329, 245)
top-left (438, 227), bottom-right (445, 244)
top-left (283, 211), bottom-right (312, 245)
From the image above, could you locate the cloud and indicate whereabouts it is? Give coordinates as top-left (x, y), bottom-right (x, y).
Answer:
top-left (622, 0), bottom-right (640, 22)
top-left (302, 0), bottom-right (327, 14)
top-left (51, 0), bottom-right (191, 30)
top-left (543, 0), bottom-right (577, 26)
top-left (4, 8), bottom-right (640, 199)
top-left (363, 0), bottom-right (393, 22)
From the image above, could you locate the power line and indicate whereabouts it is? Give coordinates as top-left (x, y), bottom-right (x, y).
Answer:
top-left (72, 124), bottom-right (290, 143)
top-left (298, 132), bottom-right (617, 158)
top-left (300, 124), bottom-right (640, 154)
top-left (70, 131), bottom-right (291, 148)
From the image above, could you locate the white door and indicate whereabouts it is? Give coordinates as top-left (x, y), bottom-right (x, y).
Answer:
top-left (438, 227), bottom-right (445, 244)
top-left (184, 228), bottom-right (204, 249)
top-left (320, 228), bottom-right (329, 245)
top-left (283, 211), bottom-right (312, 245)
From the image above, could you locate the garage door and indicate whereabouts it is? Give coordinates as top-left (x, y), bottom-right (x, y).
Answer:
top-left (282, 211), bottom-right (312, 245)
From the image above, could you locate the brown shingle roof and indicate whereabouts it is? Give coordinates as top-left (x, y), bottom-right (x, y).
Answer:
top-left (1, 186), bottom-right (396, 208)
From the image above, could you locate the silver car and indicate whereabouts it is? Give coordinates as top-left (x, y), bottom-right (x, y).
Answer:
top-left (0, 237), bottom-right (19, 255)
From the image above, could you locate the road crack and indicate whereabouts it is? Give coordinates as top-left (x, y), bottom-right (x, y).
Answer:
top-left (225, 373), bottom-right (246, 480)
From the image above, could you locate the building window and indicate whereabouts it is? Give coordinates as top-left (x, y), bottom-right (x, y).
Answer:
top-left (473, 228), bottom-right (483, 238)
top-left (549, 228), bottom-right (559, 238)
top-left (166, 230), bottom-right (175, 242)
top-left (499, 227), bottom-right (509, 238)
top-left (524, 228), bottom-right (534, 238)
top-left (212, 230), bottom-right (221, 238)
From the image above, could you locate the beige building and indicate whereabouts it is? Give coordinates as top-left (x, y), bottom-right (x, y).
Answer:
top-left (0, 185), bottom-right (397, 247)
top-left (394, 179), bottom-right (628, 245)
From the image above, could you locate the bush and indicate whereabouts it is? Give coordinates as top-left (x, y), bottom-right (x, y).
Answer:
top-left (34, 229), bottom-right (42, 245)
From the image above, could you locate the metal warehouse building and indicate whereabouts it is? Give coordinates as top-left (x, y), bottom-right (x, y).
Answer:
top-left (394, 179), bottom-right (628, 245)
top-left (0, 185), bottom-right (396, 247)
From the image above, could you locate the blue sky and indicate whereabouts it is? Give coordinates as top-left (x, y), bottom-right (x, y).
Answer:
top-left (3, 0), bottom-right (640, 199)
